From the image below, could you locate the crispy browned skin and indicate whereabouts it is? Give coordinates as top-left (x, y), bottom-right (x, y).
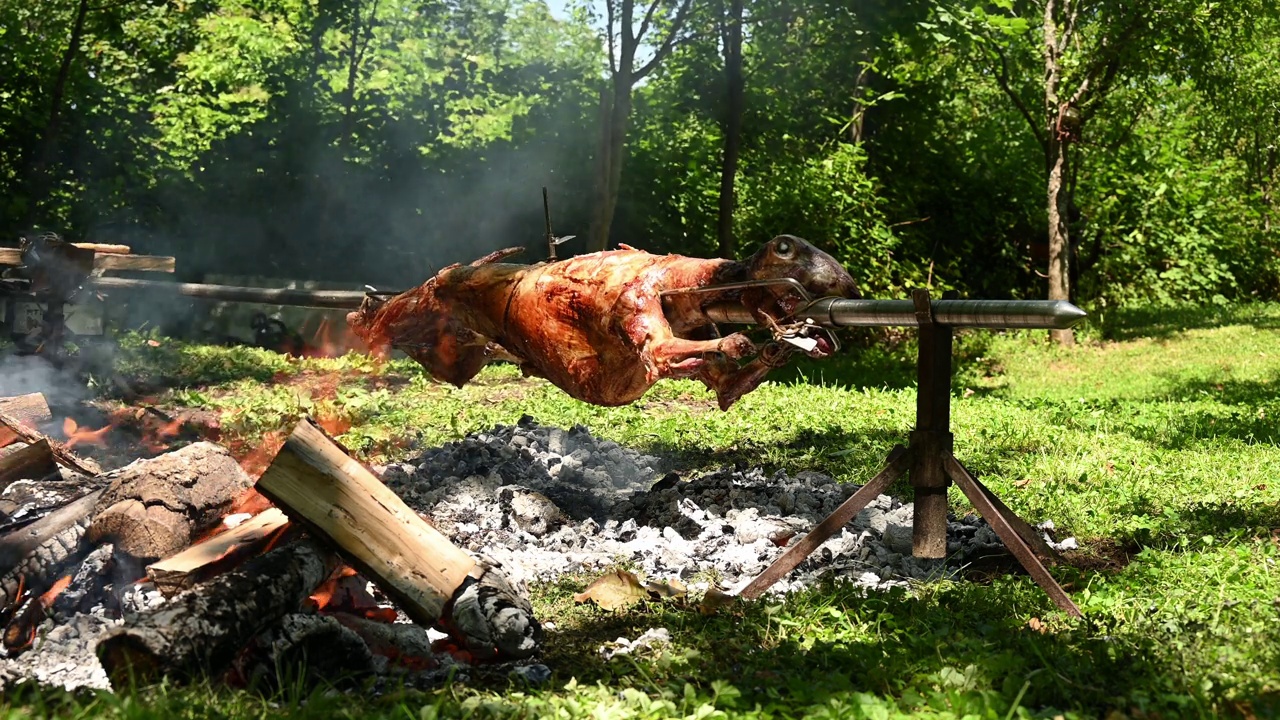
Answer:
top-left (348, 236), bottom-right (859, 410)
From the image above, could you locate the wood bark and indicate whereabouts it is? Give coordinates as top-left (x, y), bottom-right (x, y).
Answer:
top-left (0, 407), bottom-right (101, 476)
top-left (146, 508), bottom-right (294, 597)
top-left (95, 538), bottom-right (339, 685)
top-left (587, 0), bottom-right (695, 251)
top-left (86, 442), bottom-right (254, 566)
top-left (0, 395), bottom-right (53, 432)
top-left (255, 418), bottom-right (476, 626)
top-left (1043, 0), bottom-right (1075, 346)
top-left (0, 488), bottom-right (102, 609)
top-left (715, 0), bottom-right (745, 259)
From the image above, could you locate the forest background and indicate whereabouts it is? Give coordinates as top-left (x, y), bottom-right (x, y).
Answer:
top-left (2, 0), bottom-right (1278, 336)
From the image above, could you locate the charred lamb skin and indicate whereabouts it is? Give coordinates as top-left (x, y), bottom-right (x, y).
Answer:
top-left (348, 236), bottom-right (859, 410)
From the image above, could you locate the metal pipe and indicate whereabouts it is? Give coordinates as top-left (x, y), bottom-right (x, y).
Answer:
top-left (704, 297), bottom-right (1087, 330)
top-left (87, 277), bottom-right (387, 310)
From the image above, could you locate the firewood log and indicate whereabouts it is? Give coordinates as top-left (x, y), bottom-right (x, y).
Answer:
top-left (0, 489), bottom-right (103, 609)
top-left (255, 419), bottom-right (476, 626)
top-left (0, 440), bottom-right (56, 490)
top-left (0, 394), bottom-right (52, 433)
top-left (95, 538), bottom-right (339, 685)
top-left (86, 443), bottom-right (254, 566)
top-left (0, 407), bottom-right (101, 476)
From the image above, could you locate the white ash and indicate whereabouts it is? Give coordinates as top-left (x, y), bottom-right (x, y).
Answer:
top-left (379, 417), bottom-right (1074, 597)
top-left (599, 627), bottom-right (671, 661)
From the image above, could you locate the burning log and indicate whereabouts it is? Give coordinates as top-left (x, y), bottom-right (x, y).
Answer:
top-left (95, 538), bottom-right (340, 685)
top-left (0, 407), bottom-right (102, 476)
top-left (255, 419), bottom-right (477, 626)
top-left (86, 443), bottom-right (254, 567)
top-left (0, 489), bottom-right (103, 609)
top-left (233, 613), bottom-right (376, 689)
top-left (146, 508), bottom-right (294, 597)
top-left (0, 394), bottom-right (53, 437)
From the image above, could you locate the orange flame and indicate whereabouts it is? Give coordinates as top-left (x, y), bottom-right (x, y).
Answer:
top-left (62, 418), bottom-right (113, 450)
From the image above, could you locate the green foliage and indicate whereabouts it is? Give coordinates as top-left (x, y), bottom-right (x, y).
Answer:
top-left (735, 142), bottom-right (911, 294)
top-left (1077, 87), bottom-right (1278, 307)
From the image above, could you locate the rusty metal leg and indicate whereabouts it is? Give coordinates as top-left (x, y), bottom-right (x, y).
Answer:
top-left (943, 453), bottom-right (1082, 617)
top-left (945, 457), bottom-right (1062, 563)
top-left (738, 446), bottom-right (911, 600)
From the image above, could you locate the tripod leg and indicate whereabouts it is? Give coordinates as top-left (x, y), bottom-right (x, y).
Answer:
top-left (943, 454), bottom-right (1081, 617)
top-left (943, 457), bottom-right (1062, 563)
top-left (738, 446), bottom-right (911, 600)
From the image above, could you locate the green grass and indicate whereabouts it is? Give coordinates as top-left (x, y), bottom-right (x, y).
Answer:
top-left (7, 304), bottom-right (1280, 718)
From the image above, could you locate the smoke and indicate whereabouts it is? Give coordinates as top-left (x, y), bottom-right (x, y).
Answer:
top-left (0, 354), bottom-right (90, 411)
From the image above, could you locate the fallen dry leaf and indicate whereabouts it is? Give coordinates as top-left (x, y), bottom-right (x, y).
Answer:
top-left (1027, 617), bottom-right (1047, 633)
top-left (1014, 479), bottom-right (1032, 489)
top-left (573, 570), bottom-right (649, 611)
top-left (698, 587), bottom-right (737, 616)
top-left (147, 339), bottom-right (161, 347)
top-left (644, 578), bottom-right (687, 600)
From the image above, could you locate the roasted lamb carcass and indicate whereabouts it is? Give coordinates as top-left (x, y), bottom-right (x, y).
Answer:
top-left (348, 236), bottom-right (860, 410)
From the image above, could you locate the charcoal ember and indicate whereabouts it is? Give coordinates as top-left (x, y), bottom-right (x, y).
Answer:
top-left (236, 613), bottom-right (375, 689)
top-left (0, 613), bottom-right (117, 691)
top-left (497, 487), bottom-right (564, 537)
top-left (50, 543), bottom-right (116, 621)
top-left (444, 561), bottom-right (541, 660)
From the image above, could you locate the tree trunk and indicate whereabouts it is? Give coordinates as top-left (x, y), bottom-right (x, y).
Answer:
top-left (1046, 135), bottom-right (1074, 346)
top-left (588, 77), bottom-right (633, 252)
top-left (22, 0), bottom-right (91, 228)
top-left (715, 0), bottom-right (745, 259)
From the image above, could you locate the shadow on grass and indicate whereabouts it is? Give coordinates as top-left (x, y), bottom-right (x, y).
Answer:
top-left (764, 328), bottom-right (1000, 393)
top-left (538, 574), bottom-right (1267, 718)
top-left (1095, 303), bottom-right (1280, 342)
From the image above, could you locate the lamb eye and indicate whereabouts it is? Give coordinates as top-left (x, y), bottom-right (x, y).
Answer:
top-left (775, 239), bottom-right (794, 258)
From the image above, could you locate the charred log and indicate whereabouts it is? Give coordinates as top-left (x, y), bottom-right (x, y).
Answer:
top-left (0, 441), bottom-right (56, 491)
top-left (232, 613), bottom-right (375, 690)
top-left (95, 538), bottom-right (339, 685)
top-left (0, 489), bottom-right (102, 610)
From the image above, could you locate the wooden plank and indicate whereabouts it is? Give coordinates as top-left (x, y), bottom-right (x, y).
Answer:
top-left (73, 243), bottom-right (130, 254)
top-left (92, 254), bottom-right (175, 273)
top-left (255, 418), bottom-right (477, 625)
top-left (0, 247), bottom-right (174, 273)
top-left (146, 508), bottom-right (293, 596)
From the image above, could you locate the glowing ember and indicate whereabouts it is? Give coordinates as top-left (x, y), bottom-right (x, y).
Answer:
top-left (38, 575), bottom-right (72, 607)
top-left (62, 418), bottom-right (114, 450)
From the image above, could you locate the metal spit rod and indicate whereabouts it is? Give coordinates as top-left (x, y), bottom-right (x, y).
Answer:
top-left (703, 297), bottom-right (1088, 330)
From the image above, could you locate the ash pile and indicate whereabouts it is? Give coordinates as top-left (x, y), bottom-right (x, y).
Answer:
top-left (379, 416), bottom-right (1075, 597)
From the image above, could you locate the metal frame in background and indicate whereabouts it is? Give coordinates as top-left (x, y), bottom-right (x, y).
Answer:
top-left (736, 289), bottom-right (1084, 618)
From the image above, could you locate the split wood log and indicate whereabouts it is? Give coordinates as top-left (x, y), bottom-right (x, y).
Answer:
top-left (146, 508), bottom-right (294, 597)
top-left (86, 442), bottom-right (254, 566)
top-left (0, 488), bottom-right (103, 609)
top-left (0, 440), bottom-right (56, 490)
top-left (0, 394), bottom-right (52, 431)
top-left (256, 418), bottom-right (477, 626)
top-left (95, 538), bottom-right (339, 685)
top-left (0, 407), bottom-right (101, 476)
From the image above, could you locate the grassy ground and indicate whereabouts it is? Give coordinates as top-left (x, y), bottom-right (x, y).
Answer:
top-left (5, 304), bottom-right (1280, 719)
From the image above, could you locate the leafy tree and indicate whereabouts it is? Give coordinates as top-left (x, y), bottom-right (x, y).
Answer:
top-left (931, 0), bottom-right (1277, 344)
